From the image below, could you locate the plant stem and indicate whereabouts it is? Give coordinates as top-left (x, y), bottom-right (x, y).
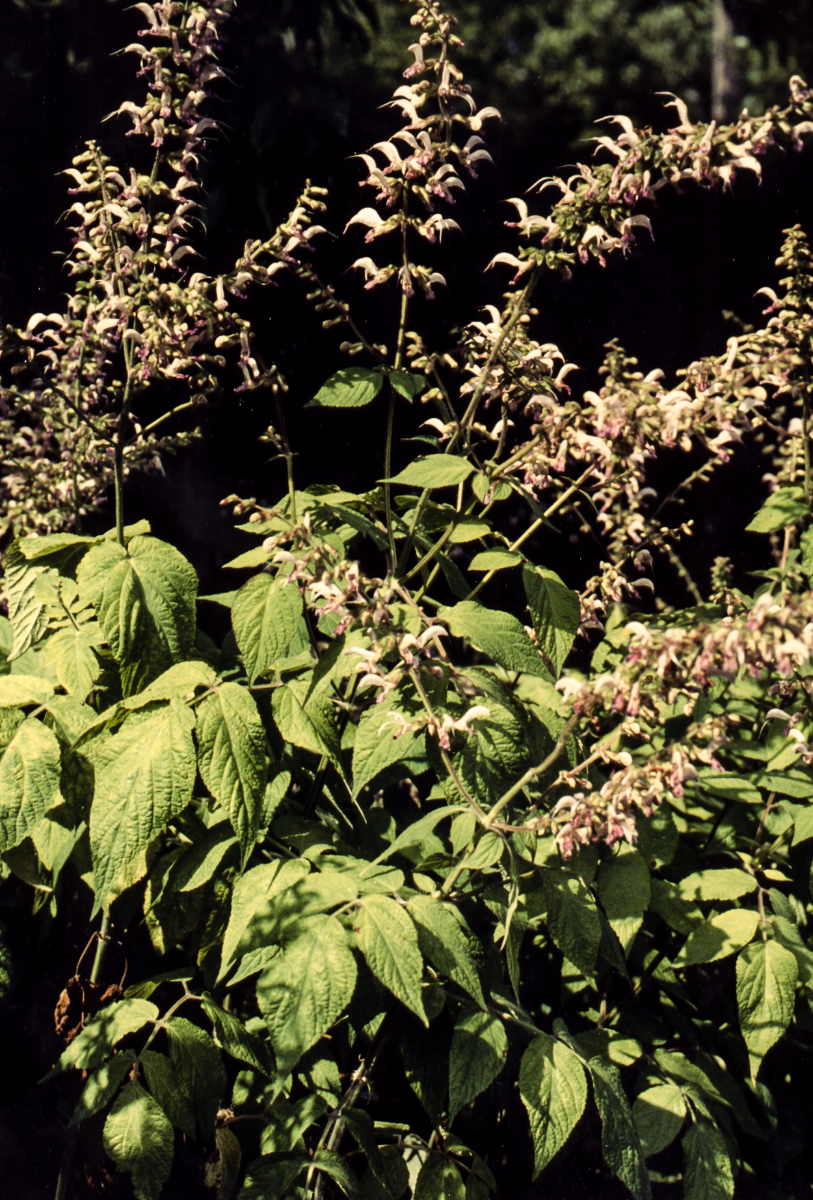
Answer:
top-left (89, 910), bottom-right (112, 987)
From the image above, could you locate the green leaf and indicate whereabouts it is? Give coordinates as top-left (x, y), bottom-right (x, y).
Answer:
top-left (343, 1110), bottom-right (393, 1199)
top-left (674, 909), bottom-right (760, 967)
top-left (542, 872), bottom-right (601, 979)
top-left (792, 803), bottom-right (813, 846)
top-left (197, 684), bottom-right (267, 866)
top-left (754, 769), bottom-right (813, 798)
top-left (390, 370), bottom-right (425, 402)
top-left (519, 1033), bottom-right (588, 1178)
top-left (745, 486), bottom-right (808, 532)
top-left (103, 1080), bottom-right (174, 1200)
top-left (166, 1015), bottom-right (227, 1138)
top-left (140, 1049), bottom-right (197, 1139)
top-left (736, 939), bottom-right (798, 1078)
top-left (121, 661), bottom-right (217, 710)
top-left (362, 805), bottom-right (467, 871)
top-left (257, 914), bottom-right (357, 1075)
top-left (682, 1119), bottom-right (734, 1200)
top-left (0, 716), bottom-right (61, 854)
top-left (440, 601), bottom-right (550, 678)
top-left (442, 701), bottom-right (527, 811)
top-left (448, 1007), bottom-right (507, 1124)
top-left (413, 1154), bottom-right (465, 1200)
top-left (70, 1051), bottom-right (137, 1126)
top-left (307, 367), bottom-right (384, 408)
top-left (631, 1084), bottom-right (686, 1158)
top-left (77, 536), bottom-right (197, 671)
top-left (355, 895), bottom-right (426, 1023)
top-left (352, 691), bottom-right (421, 799)
top-left (44, 624), bottom-right (104, 700)
top-left (0, 674), bottom-right (55, 706)
top-left (587, 1059), bottom-right (651, 1200)
top-left (467, 550), bottom-right (522, 572)
top-left (17, 531), bottom-right (97, 560)
top-left (237, 1153), bottom-right (307, 1199)
top-left (168, 821), bottom-right (238, 893)
top-left (220, 858), bottom-right (311, 973)
top-left (49, 999), bottom-right (159, 1077)
top-left (649, 879), bottom-right (702, 935)
top-left (89, 701), bottom-right (196, 911)
top-left (202, 993), bottom-right (274, 1077)
top-left (596, 847), bottom-right (650, 956)
top-left (407, 895), bottom-right (486, 1009)
top-left (385, 455), bottom-right (474, 489)
top-left (231, 573), bottom-right (305, 684)
top-left (677, 869), bottom-right (757, 903)
top-left (3, 542), bottom-right (50, 660)
top-left (272, 679), bottom-right (344, 775)
top-left (523, 566), bottom-right (580, 676)
top-left (312, 1148), bottom-right (363, 1200)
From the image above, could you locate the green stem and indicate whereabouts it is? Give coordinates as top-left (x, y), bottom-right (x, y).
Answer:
top-left (89, 910), bottom-right (112, 986)
top-left (384, 385), bottom-right (398, 569)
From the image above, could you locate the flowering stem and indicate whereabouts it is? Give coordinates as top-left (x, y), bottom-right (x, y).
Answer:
top-left (483, 712), bottom-right (580, 828)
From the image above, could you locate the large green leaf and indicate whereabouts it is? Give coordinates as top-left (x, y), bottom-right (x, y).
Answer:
top-left (523, 566), bottom-right (580, 676)
top-left (675, 909), bottom-right (759, 967)
top-left (256, 914), bottom-right (357, 1075)
top-left (413, 1153), bottom-right (465, 1200)
top-left (0, 716), bottom-right (61, 853)
top-left (519, 1033), bottom-right (587, 1177)
top-left (70, 1050), bottom-right (137, 1126)
top-left (202, 992), bottom-right (275, 1077)
top-left (442, 699), bottom-right (528, 809)
top-left (166, 1016), bottom-right (227, 1138)
top-left (542, 872), bottom-right (601, 979)
top-left (3, 542), bottom-right (50, 660)
top-left (385, 455), bottom-right (473, 489)
top-left (448, 1007), bottom-right (507, 1124)
top-left (632, 1084), bottom-right (686, 1158)
top-left (44, 624), bottom-right (104, 700)
top-left (0, 674), bottom-right (55, 706)
top-left (355, 895), bottom-right (426, 1023)
top-left (272, 679), bottom-right (343, 775)
top-left (103, 1080), bottom-right (174, 1200)
top-left (440, 601), bottom-right (551, 678)
top-left (220, 858), bottom-right (311, 973)
top-left (49, 999), bottom-right (159, 1076)
top-left (88, 701), bottom-right (197, 911)
top-left (596, 847), bottom-right (650, 956)
top-left (587, 1059), bottom-right (651, 1200)
top-left (682, 1119), bottom-right (734, 1200)
top-left (407, 895), bottom-right (486, 1009)
top-left (197, 684), bottom-right (267, 865)
top-left (312, 1148), bottom-right (363, 1200)
top-left (677, 869), bottom-right (757, 903)
top-left (352, 691), bottom-right (421, 799)
top-left (231, 573), bottom-right (305, 683)
top-left (736, 939), bottom-right (798, 1078)
top-left (307, 367), bottom-right (384, 408)
top-left (745, 486), bottom-right (808, 532)
top-left (140, 1050), bottom-right (196, 1138)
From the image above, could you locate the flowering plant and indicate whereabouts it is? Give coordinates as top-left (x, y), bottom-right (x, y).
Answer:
top-left (2, 2), bottom-right (813, 1197)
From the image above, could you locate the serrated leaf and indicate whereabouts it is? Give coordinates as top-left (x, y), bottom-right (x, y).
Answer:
top-left (407, 895), bottom-right (485, 1009)
top-left (352, 692), bottom-right (421, 799)
top-left (168, 821), bottom-right (238, 893)
top-left (649, 879), bottom-right (702, 935)
top-left (755, 769), bottom-right (813, 798)
top-left (89, 701), bottom-right (196, 911)
top-left (745, 486), bottom-right (808, 532)
top-left (442, 700), bottom-right (527, 810)
top-left (44, 624), bottom-right (104, 700)
top-left (77, 536), bottom-right (197, 671)
top-left (440, 601), bottom-right (550, 678)
top-left (682, 1119), bottom-right (734, 1200)
top-left (542, 872), bottom-right (601, 979)
top-left (362, 805), bottom-right (467, 871)
top-left (140, 1049), bottom-right (197, 1139)
top-left (413, 1154), bottom-right (465, 1200)
top-left (272, 679), bottom-right (344, 775)
top-left (307, 367), bottom-right (384, 408)
top-left (467, 550), bottom-right (522, 572)
top-left (519, 1033), bottom-right (587, 1177)
top-left (49, 999), bottom-right (158, 1077)
top-left (0, 674), bottom-right (55, 706)
top-left (390, 369), bottom-right (425, 402)
top-left (675, 909), bottom-right (759, 967)
top-left (587, 1059), bottom-right (651, 1200)
top-left (385, 455), bottom-right (474, 489)
top-left (257, 914), bottom-right (357, 1075)
top-left (523, 566), bottom-right (580, 677)
top-left (0, 716), bottom-right (61, 854)
top-left (312, 1148), bottom-right (363, 1200)
top-left (197, 684), bottom-right (267, 866)
top-left (448, 1008), bottom-right (507, 1124)
top-left (121, 661), bottom-right (217, 710)
top-left (230, 573), bottom-right (305, 684)
top-left (355, 895), bottom-right (426, 1023)
top-left (220, 858), bottom-right (311, 973)
top-left (632, 1084), bottom-right (686, 1158)
top-left (343, 1110), bottom-right (393, 1198)
top-left (3, 542), bottom-right (50, 660)
top-left (166, 1015), bottom-right (227, 1138)
top-left (202, 993), bottom-right (274, 1077)
top-left (736, 939), bottom-right (798, 1078)
top-left (678, 868), bottom-right (757, 903)
top-left (596, 847), bottom-right (650, 956)
top-left (237, 1153), bottom-right (307, 1199)
top-left (103, 1080), bottom-right (174, 1200)
top-left (70, 1051), bottom-right (137, 1126)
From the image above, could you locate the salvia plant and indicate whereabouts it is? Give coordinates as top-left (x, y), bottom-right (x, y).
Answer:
top-left (3, 1), bottom-right (813, 1197)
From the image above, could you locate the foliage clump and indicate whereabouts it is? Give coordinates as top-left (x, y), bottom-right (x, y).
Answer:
top-left (3, 1), bottom-right (813, 1198)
